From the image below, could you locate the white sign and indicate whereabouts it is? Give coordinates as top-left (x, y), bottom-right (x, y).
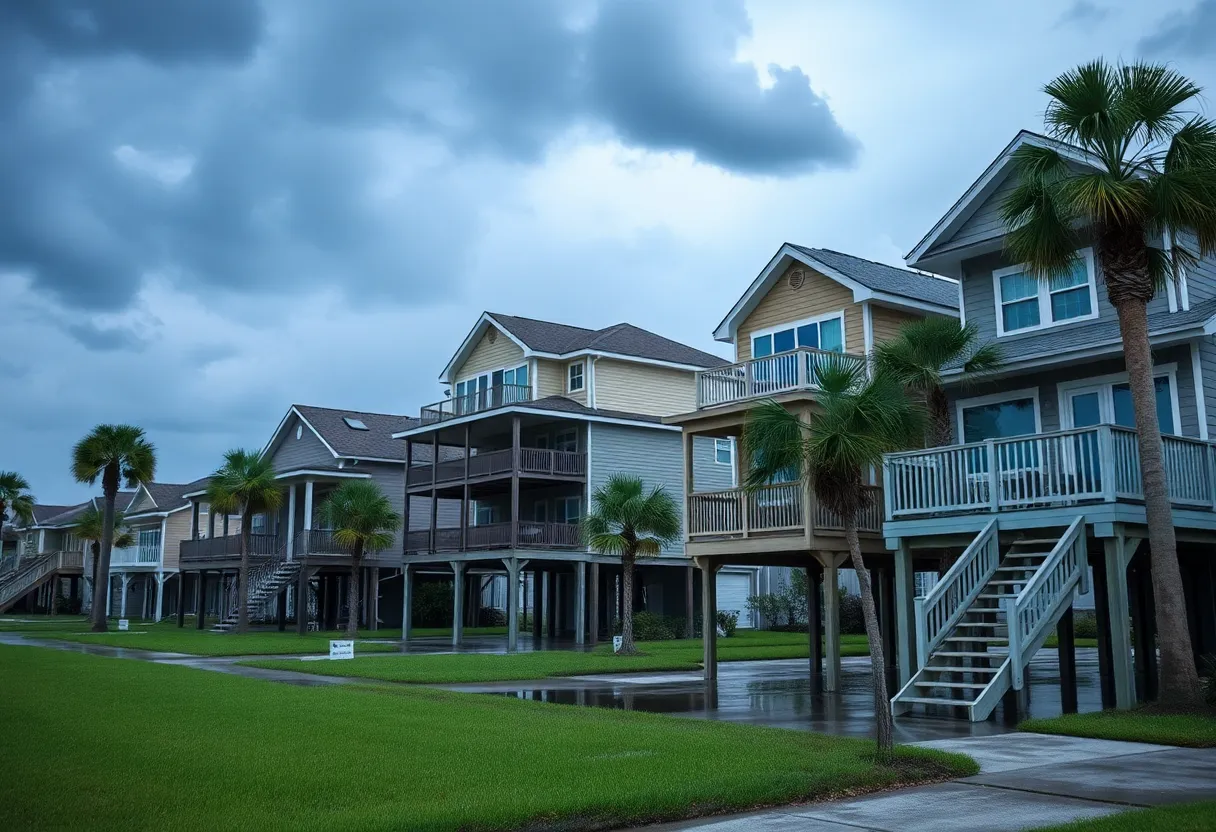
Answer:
top-left (118, 619), bottom-right (129, 631)
top-left (612, 636), bottom-right (623, 654)
top-left (329, 640), bottom-right (354, 660)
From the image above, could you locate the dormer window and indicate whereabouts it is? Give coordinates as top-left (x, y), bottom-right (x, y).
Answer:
top-left (568, 361), bottom-right (585, 393)
top-left (994, 248), bottom-right (1098, 336)
top-left (343, 417), bottom-right (369, 430)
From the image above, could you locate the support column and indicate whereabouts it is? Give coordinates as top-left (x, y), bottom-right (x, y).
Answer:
top-left (877, 566), bottom-right (896, 678)
top-left (1057, 605), bottom-right (1078, 714)
top-left (510, 416), bottom-right (521, 549)
top-left (696, 558), bottom-right (719, 680)
top-left (277, 586), bottom-right (288, 632)
top-left (196, 571), bottom-right (207, 629)
top-left (893, 540), bottom-right (917, 685)
top-left (451, 561), bottom-right (466, 648)
top-left (505, 558), bottom-right (523, 652)
top-left (154, 573), bottom-right (165, 622)
top-left (1091, 552), bottom-right (1116, 708)
top-left (1130, 556), bottom-right (1159, 703)
top-left (176, 573), bottom-right (186, 627)
top-left (368, 566), bottom-right (379, 631)
top-left (286, 484), bottom-right (297, 561)
top-left (575, 561), bottom-right (587, 645)
top-left (303, 480), bottom-right (315, 537)
top-left (806, 564), bottom-right (823, 684)
top-left (207, 504), bottom-right (216, 539)
top-left (1103, 535), bottom-right (1136, 710)
top-left (544, 572), bottom-right (555, 638)
top-left (401, 564), bottom-right (414, 645)
top-left (119, 574), bottom-right (130, 617)
top-left (685, 564), bottom-right (695, 640)
top-left (821, 555), bottom-right (843, 693)
top-left (589, 563), bottom-right (600, 646)
top-left (191, 501), bottom-right (200, 541)
top-left (532, 569), bottom-right (544, 640)
top-left (296, 565), bottom-right (310, 635)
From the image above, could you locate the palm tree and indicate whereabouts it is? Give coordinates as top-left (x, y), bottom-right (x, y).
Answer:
top-left (72, 425), bottom-right (156, 632)
top-left (206, 450), bottom-right (282, 634)
top-left (0, 471), bottom-right (35, 561)
top-left (1001, 60), bottom-right (1216, 707)
top-left (317, 481), bottom-right (401, 638)
top-left (743, 363), bottom-right (921, 757)
top-left (873, 317), bottom-right (1003, 447)
top-left (74, 506), bottom-right (135, 613)
top-left (584, 475), bottom-right (680, 655)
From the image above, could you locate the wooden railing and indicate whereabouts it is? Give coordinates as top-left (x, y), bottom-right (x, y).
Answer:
top-left (179, 533), bottom-right (279, 562)
top-left (519, 449), bottom-right (587, 477)
top-left (884, 424), bottom-right (1216, 520)
top-left (420, 384), bottom-right (532, 423)
top-left (695, 348), bottom-right (866, 409)
top-left (0, 551), bottom-right (84, 609)
top-left (814, 486), bottom-right (884, 533)
top-left (409, 448), bottom-right (587, 487)
top-left (293, 529), bottom-right (360, 557)
top-left (405, 522), bottom-right (583, 554)
top-left (914, 518), bottom-right (1000, 668)
top-left (688, 482), bottom-right (883, 537)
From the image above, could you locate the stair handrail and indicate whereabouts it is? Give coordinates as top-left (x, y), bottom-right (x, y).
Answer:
top-left (1003, 515), bottom-right (1087, 691)
top-left (0, 551), bottom-right (59, 608)
top-left (914, 518), bottom-right (1000, 668)
top-left (222, 539), bottom-right (293, 623)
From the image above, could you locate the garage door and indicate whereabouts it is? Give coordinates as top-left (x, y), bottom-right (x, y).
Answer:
top-left (716, 571), bottom-right (754, 628)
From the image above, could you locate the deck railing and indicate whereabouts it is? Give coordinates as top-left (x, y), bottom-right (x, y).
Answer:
top-left (405, 522), bottom-right (583, 554)
top-left (420, 384), bottom-right (532, 423)
top-left (884, 424), bottom-right (1216, 520)
top-left (179, 533), bottom-right (279, 562)
top-left (914, 518), bottom-right (999, 668)
top-left (687, 482), bottom-right (883, 537)
top-left (408, 448), bottom-right (587, 487)
top-left (695, 348), bottom-right (866, 409)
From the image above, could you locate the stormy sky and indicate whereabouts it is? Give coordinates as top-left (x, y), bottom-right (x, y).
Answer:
top-left (3, 0), bottom-right (1216, 503)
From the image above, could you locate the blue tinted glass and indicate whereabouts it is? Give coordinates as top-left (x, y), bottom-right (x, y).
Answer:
top-left (753, 334), bottom-right (773, 357)
top-left (819, 318), bottom-right (843, 352)
top-left (1070, 392), bottom-right (1102, 427)
top-left (1049, 258), bottom-right (1088, 291)
top-left (1113, 378), bottom-right (1173, 434)
top-left (796, 323), bottom-right (818, 348)
top-left (962, 398), bottom-right (1037, 442)
top-left (1000, 271), bottom-right (1038, 301)
top-left (1002, 298), bottom-right (1040, 331)
top-left (1051, 286), bottom-right (1091, 321)
top-left (503, 368), bottom-right (516, 385)
top-left (772, 328), bottom-right (796, 354)
top-left (515, 364), bottom-right (528, 386)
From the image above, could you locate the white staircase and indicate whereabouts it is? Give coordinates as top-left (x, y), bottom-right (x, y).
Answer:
top-left (0, 551), bottom-right (82, 613)
top-left (892, 516), bottom-right (1088, 721)
top-left (211, 553), bottom-right (301, 632)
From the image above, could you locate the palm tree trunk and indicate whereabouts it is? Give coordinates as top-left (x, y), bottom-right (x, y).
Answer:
top-left (346, 544), bottom-right (363, 639)
top-left (91, 464), bottom-right (119, 632)
top-left (1114, 299), bottom-right (1202, 707)
top-left (928, 385), bottom-right (954, 448)
top-left (90, 541), bottom-right (100, 612)
top-left (843, 514), bottom-right (893, 756)
top-left (620, 552), bottom-right (637, 654)
top-left (237, 505), bottom-right (251, 634)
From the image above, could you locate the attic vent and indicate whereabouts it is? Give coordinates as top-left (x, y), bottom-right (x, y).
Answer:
top-left (488, 328), bottom-right (498, 344)
top-left (788, 269), bottom-right (806, 290)
top-left (343, 417), bottom-right (369, 431)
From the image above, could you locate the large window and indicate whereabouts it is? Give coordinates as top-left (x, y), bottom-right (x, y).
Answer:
top-left (714, 438), bottom-right (733, 465)
top-left (752, 314), bottom-right (844, 358)
top-left (556, 496), bottom-right (581, 524)
top-left (959, 393), bottom-right (1039, 443)
top-left (994, 249), bottom-right (1097, 336)
top-left (1062, 372), bottom-right (1179, 436)
top-left (455, 364), bottom-right (528, 412)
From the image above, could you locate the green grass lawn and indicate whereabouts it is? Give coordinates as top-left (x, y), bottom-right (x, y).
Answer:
top-left (0, 615), bottom-right (91, 633)
top-left (242, 631), bottom-right (872, 684)
top-left (1030, 801), bottom-right (1216, 831)
top-left (0, 645), bottom-right (976, 831)
top-left (1021, 708), bottom-right (1216, 748)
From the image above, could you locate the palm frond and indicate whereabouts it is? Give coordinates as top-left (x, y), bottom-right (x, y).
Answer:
top-left (584, 474), bottom-right (680, 560)
top-left (1117, 62), bottom-right (1202, 150)
top-left (207, 449), bottom-right (282, 515)
top-left (741, 401), bottom-right (806, 490)
top-left (317, 480), bottom-right (401, 554)
top-left (71, 425), bottom-right (157, 487)
top-left (1043, 60), bottom-right (1122, 166)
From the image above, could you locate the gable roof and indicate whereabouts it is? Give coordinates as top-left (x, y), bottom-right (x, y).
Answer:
top-left (906, 130), bottom-right (1105, 269)
top-left (31, 504), bottom-right (79, 524)
top-left (262, 404), bottom-right (452, 468)
top-left (441, 312), bottom-right (728, 383)
top-left (713, 243), bottom-right (959, 343)
top-left (126, 480), bottom-right (210, 518)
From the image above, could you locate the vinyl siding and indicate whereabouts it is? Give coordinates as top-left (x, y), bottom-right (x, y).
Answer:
top-left (588, 423), bottom-right (685, 556)
top-left (126, 489), bottom-right (158, 515)
top-left (270, 415), bottom-right (335, 472)
top-left (1197, 337), bottom-right (1216, 439)
top-left (162, 510), bottom-right (192, 569)
top-left (1181, 236), bottom-right (1216, 305)
top-left (870, 305), bottom-right (923, 346)
top-left (536, 358), bottom-right (565, 398)
top-left (565, 359), bottom-right (589, 405)
top-left (456, 326), bottom-right (526, 381)
top-left (735, 263), bottom-right (863, 361)
top-left (693, 436), bottom-right (735, 491)
top-left (929, 174), bottom-right (1021, 256)
top-left (592, 358), bottom-right (696, 416)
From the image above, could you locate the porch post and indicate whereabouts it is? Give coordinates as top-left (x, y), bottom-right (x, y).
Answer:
top-left (893, 540), bottom-right (917, 685)
top-left (153, 572), bottom-right (165, 622)
top-left (685, 563), bottom-right (695, 639)
top-left (286, 484), bottom-right (297, 562)
top-left (696, 557), bottom-right (718, 681)
top-left (544, 571), bottom-right (554, 638)
top-left (303, 480), bottom-right (315, 558)
top-left (1102, 534), bottom-right (1137, 709)
top-left (277, 585), bottom-right (288, 632)
top-left (821, 554), bottom-right (843, 693)
top-left (176, 573), bottom-right (186, 627)
top-left (504, 557), bottom-right (521, 652)
top-left (207, 503), bottom-right (215, 539)
top-left (196, 571), bottom-right (207, 629)
top-left (806, 564), bottom-right (823, 685)
top-left (510, 416), bottom-right (521, 549)
top-left (119, 573), bottom-right (130, 617)
top-left (575, 561), bottom-right (587, 645)
top-left (296, 565), bottom-right (309, 635)
top-left (1057, 605), bottom-right (1078, 714)
top-left (191, 501), bottom-right (200, 541)
top-left (222, 514), bottom-right (229, 537)
top-left (589, 562), bottom-right (600, 646)
top-left (368, 566), bottom-right (379, 631)
top-left (533, 568), bottom-right (544, 640)
top-left (401, 564), bottom-right (414, 645)
top-left (451, 561), bottom-right (466, 647)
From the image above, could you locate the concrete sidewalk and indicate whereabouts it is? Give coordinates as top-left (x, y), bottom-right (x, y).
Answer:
top-left (648, 733), bottom-right (1216, 832)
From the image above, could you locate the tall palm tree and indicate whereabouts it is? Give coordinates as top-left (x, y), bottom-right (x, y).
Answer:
top-left (73, 506), bottom-right (135, 613)
top-left (0, 471), bottom-right (35, 560)
top-left (1001, 60), bottom-right (1216, 707)
top-left (744, 363), bottom-right (921, 757)
top-left (72, 425), bottom-right (156, 632)
top-left (206, 450), bottom-right (282, 634)
top-left (317, 481), bottom-right (401, 638)
top-left (584, 474), bottom-right (680, 655)
top-left (873, 317), bottom-right (1003, 447)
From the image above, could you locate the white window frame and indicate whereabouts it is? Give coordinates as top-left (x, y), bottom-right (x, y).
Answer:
top-left (1057, 364), bottom-right (1182, 436)
top-left (556, 496), bottom-right (581, 524)
top-left (567, 360), bottom-right (585, 393)
top-left (749, 310), bottom-right (846, 357)
top-left (714, 438), bottom-right (733, 466)
top-left (993, 247), bottom-right (1099, 337)
top-left (955, 387), bottom-right (1043, 444)
top-left (456, 363), bottom-right (528, 395)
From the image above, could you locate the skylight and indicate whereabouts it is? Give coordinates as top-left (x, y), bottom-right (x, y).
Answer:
top-left (343, 417), bottom-right (369, 430)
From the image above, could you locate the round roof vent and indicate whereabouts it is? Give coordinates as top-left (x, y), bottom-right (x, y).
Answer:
top-left (788, 269), bottom-right (806, 290)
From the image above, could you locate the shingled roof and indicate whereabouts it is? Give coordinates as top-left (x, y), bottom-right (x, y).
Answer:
top-left (127, 480), bottom-right (210, 517)
top-left (787, 246), bottom-right (960, 309)
top-left (292, 405), bottom-right (420, 461)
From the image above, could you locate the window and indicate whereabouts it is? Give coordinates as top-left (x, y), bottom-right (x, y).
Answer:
top-left (473, 502), bottom-right (500, 526)
top-left (568, 361), bottom-right (585, 392)
top-left (960, 396), bottom-right (1039, 443)
top-left (502, 364), bottom-right (528, 387)
top-left (555, 428), bottom-right (578, 453)
top-left (752, 314), bottom-right (844, 358)
top-left (533, 502), bottom-right (549, 522)
top-left (714, 438), bottom-right (733, 466)
top-left (994, 248), bottom-right (1097, 336)
top-left (1062, 372), bottom-right (1179, 436)
top-left (455, 364), bottom-right (528, 411)
top-left (343, 417), bottom-right (369, 430)
top-left (556, 496), bottom-right (581, 524)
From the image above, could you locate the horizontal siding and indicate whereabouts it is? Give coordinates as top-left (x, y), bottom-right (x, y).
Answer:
top-left (938, 174), bottom-right (1021, 253)
top-left (693, 436), bottom-right (735, 491)
top-left (1200, 337), bottom-right (1216, 439)
top-left (536, 358), bottom-right (565, 398)
top-left (588, 423), bottom-right (685, 556)
top-left (869, 304), bottom-right (923, 347)
top-left (1181, 236), bottom-right (1216, 305)
top-left (456, 326), bottom-right (525, 380)
top-left (592, 358), bottom-right (696, 416)
top-left (736, 263), bottom-right (863, 361)
top-left (270, 414), bottom-right (335, 472)
top-left (566, 359), bottom-right (589, 405)
top-left (163, 511), bottom-right (190, 569)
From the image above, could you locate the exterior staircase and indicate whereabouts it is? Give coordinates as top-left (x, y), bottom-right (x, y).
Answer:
top-left (211, 554), bottom-right (301, 632)
top-left (891, 516), bottom-right (1088, 721)
top-left (0, 551), bottom-right (84, 613)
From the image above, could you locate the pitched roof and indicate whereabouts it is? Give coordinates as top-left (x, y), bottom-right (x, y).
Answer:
top-left (521, 395), bottom-right (665, 424)
top-left (31, 504), bottom-right (78, 524)
top-left (485, 313), bottom-right (729, 368)
top-left (787, 246), bottom-right (960, 309)
top-left (127, 479), bottom-right (210, 517)
top-left (293, 405), bottom-right (421, 461)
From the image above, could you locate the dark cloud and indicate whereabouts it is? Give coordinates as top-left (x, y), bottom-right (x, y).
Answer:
top-left (63, 321), bottom-right (147, 352)
top-left (1055, 1), bottom-right (1109, 28)
top-left (1140, 1), bottom-right (1216, 56)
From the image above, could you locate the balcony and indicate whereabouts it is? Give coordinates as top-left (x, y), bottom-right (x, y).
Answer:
top-left (695, 348), bottom-right (867, 409)
top-left (687, 482), bottom-right (884, 538)
top-left (110, 543), bottom-right (160, 566)
top-left (179, 533), bottom-right (280, 563)
top-left (420, 384), bottom-right (532, 424)
top-left (405, 521), bottom-right (582, 554)
top-left (884, 425), bottom-right (1216, 520)
top-left (293, 529), bottom-right (357, 558)
top-left (407, 447), bottom-right (587, 489)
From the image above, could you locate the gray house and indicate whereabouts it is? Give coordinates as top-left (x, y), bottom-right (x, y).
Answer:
top-left (394, 312), bottom-right (745, 650)
top-left (885, 130), bottom-right (1216, 719)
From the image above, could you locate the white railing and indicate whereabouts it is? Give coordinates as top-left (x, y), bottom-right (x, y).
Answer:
top-left (695, 348), bottom-right (866, 408)
top-left (1004, 516), bottom-right (1088, 690)
top-left (885, 424), bottom-right (1216, 520)
top-left (110, 544), bottom-right (158, 566)
top-left (914, 518), bottom-right (999, 667)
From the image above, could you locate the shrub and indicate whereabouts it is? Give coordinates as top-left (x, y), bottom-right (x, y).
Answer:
top-left (838, 590), bottom-right (865, 635)
top-left (631, 612), bottom-right (675, 641)
top-left (55, 594), bottom-right (82, 615)
top-left (1073, 610), bottom-right (1098, 640)
top-left (1201, 655), bottom-right (1216, 708)
top-left (478, 607), bottom-right (506, 627)
top-left (716, 610), bottom-right (739, 638)
top-left (746, 573), bottom-right (807, 629)
top-left (413, 581), bottom-right (453, 628)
